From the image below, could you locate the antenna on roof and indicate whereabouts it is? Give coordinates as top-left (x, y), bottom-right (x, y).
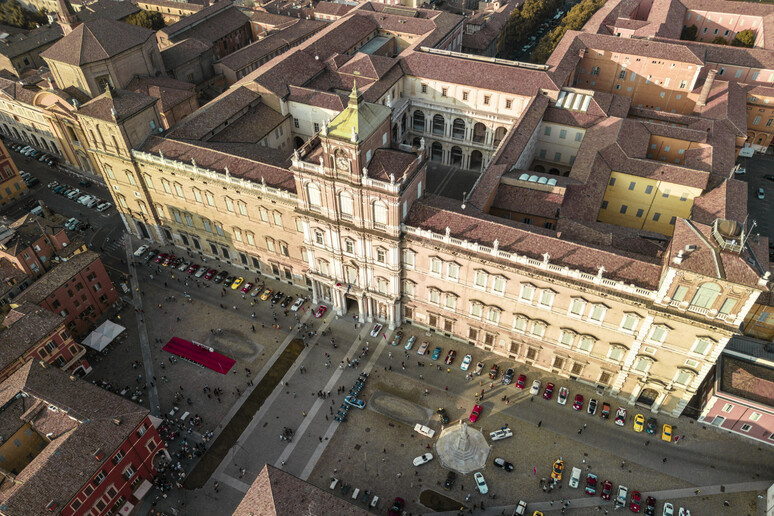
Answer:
top-left (461, 191), bottom-right (466, 210)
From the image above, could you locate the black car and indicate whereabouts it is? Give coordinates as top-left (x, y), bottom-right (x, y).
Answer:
top-left (24, 177), bottom-right (39, 186)
top-left (443, 471), bottom-right (456, 490)
top-left (489, 364), bottom-right (499, 380)
top-left (271, 291), bottom-right (284, 304)
top-left (764, 174), bottom-right (774, 182)
top-left (280, 295), bottom-right (293, 308)
top-left (145, 249), bottom-right (158, 262)
top-left (78, 179), bottom-right (92, 187)
top-left (493, 457), bottom-right (514, 472)
top-left (214, 270), bottom-right (229, 283)
top-left (502, 368), bottom-right (515, 385)
top-left (224, 275), bottom-right (236, 286)
top-left (437, 407), bottom-right (450, 424)
top-left (646, 417), bottom-right (657, 435)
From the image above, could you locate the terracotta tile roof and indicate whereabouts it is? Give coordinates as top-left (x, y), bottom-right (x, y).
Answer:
top-left (250, 10), bottom-right (296, 27)
top-left (287, 85), bottom-right (345, 111)
top-left (40, 18), bottom-right (154, 66)
top-left (338, 52), bottom-right (399, 80)
top-left (303, 14), bottom-right (378, 60)
top-left (406, 195), bottom-right (664, 289)
top-left (77, 88), bottom-right (158, 122)
top-left (216, 19), bottom-right (326, 72)
top-left (313, 1), bottom-right (354, 16)
top-left (160, 0), bottom-right (249, 43)
top-left (0, 361), bottom-right (149, 516)
top-left (160, 38), bottom-right (212, 70)
top-left (364, 148), bottom-right (418, 182)
top-left (140, 135), bottom-right (297, 191)
top-left (462, 1), bottom-right (516, 51)
top-left (126, 76), bottom-right (196, 113)
top-left (400, 49), bottom-right (559, 98)
top-left (491, 183), bottom-right (564, 218)
top-left (78, 0), bottom-right (141, 21)
top-left (209, 102), bottom-right (287, 143)
top-left (15, 250), bottom-right (102, 305)
top-left (167, 86), bottom-right (261, 140)
top-left (0, 24), bottom-right (63, 61)
top-left (719, 355), bottom-right (774, 408)
top-left (247, 48), bottom-right (326, 97)
top-left (692, 178), bottom-right (747, 226)
top-left (0, 304), bottom-right (63, 372)
top-left (135, 0), bottom-right (205, 12)
top-left (656, 36), bottom-right (774, 69)
top-left (233, 464), bottom-right (371, 515)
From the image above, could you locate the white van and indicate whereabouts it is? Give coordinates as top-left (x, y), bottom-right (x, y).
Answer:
top-left (568, 467), bottom-right (582, 488)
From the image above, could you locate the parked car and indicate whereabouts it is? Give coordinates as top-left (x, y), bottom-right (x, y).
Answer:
top-left (203, 269), bottom-right (217, 280)
top-left (516, 374), bottom-right (527, 389)
top-left (758, 187), bottom-right (765, 200)
top-left (431, 347), bottom-right (442, 360)
top-left (391, 331), bottom-right (403, 346)
top-left (493, 457), bottom-right (514, 472)
top-left (404, 336), bottom-right (416, 351)
top-left (469, 404), bottom-right (482, 423)
top-left (280, 295), bottom-right (293, 308)
top-left (529, 380), bottom-right (541, 396)
top-left (230, 277), bottom-right (244, 290)
top-left (615, 485), bottom-right (628, 508)
top-left (601, 402), bottom-right (611, 419)
top-left (344, 395), bottom-right (366, 409)
top-left (633, 414), bottom-right (645, 432)
top-left (417, 342), bottom-right (429, 355)
top-left (474, 362), bottom-right (484, 375)
top-left (133, 245), bottom-right (149, 257)
top-left (502, 368), bottom-right (515, 385)
top-left (630, 490), bottom-right (642, 512)
top-left (644, 497), bottom-right (656, 516)
top-left (260, 288), bottom-right (272, 300)
top-left (557, 386), bottom-right (569, 405)
top-left (615, 408), bottom-right (628, 426)
top-left (573, 394), bottom-right (584, 411)
top-left (489, 427), bottom-right (512, 441)
top-left (662, 424), bottom-right (672, 442)
top-left (662, 503), bottom-right (674, 516)
top-left (413, 453), bottom-right (433, 466)
top-left (315, 305), bottom-right (327, 318)
top-left (240, 282), bottom-right (254, 294)
top-left (388, 497), bottom-right (405, 516)
top-left (154, 252), bottom-right (168, 264)
top-left (460, 354), bottom-right (473, 371)
top-left (646, 417), bottom-right (657, 434)
top-left (489, 364), bottom-right (499, 379)
top-left (584, 473), bottom-right (598, 495)
top-left (569, 467), bottom-right (581, 488)
top-left (588, 398), bottom-right (598, 415)
top-left (96, 202), bottom-right (112, 212)
top-left (473, 472), bottom-right (488, 494)
top-left (601, 480), bottom-right (613, 500)
top-left (444, 350), bottom-right (456, 365)
top-left (178, 261), bottom-right (192, 272)
top-left (370, 323), bottom-right (382, 337)
top-left (271, 292), bottom-right (284, 304)
top-left (291, 298), bottom-right (305, 311)
top-left (543, 382), bottom-right (554, 400)
top-left (436, 407), bottom-right (450, 424)
top-left (444, 472), bottom-right (456, 490)
top-left (144, 250), bottom-right (158, 262)
top-left (414, 424), bottom-right (435, 438)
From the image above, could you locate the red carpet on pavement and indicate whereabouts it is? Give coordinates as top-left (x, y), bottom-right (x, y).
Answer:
top-left (162, 337), bottom-right (235, 374)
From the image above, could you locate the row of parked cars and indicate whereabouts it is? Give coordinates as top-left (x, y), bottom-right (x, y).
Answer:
top-left (47, 180), bottom-right (112, 212)
top-left (9, 143), bottom-right (57, 167)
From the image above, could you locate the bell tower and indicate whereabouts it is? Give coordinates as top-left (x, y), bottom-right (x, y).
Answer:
top-left (56, 0), bottom-right (80, 35)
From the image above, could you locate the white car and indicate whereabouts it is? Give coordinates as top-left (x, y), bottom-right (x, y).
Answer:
top-left (290, 298), bottom-right (304, 311)
top-left (474, 362), bottom-right (484, 375)
top-left (677, 508), bottom-right (690, 516)
top-left (663, 503), bottom-right (674, 516)
top-left (412, 453), bottom-right (433, 466)
top-left (133, 245), bottom-right (149, 257)
top-left (370, 323), bottom-right (382, 337)
top-left (194, 267), bottom-right (207, 278)
top-left (489, 427), bottom-right (513, 441)
top-left (615, 407), bottom-right (627, 426)
top-left (404, 335), bottom-right (416, 351)
top-left (414, 423), bottom-right (435, 438)
top-left (568, 466), bottom-right (582, 488)
top-left (460, 354), bottom-right (473, 371)
top-left (473, 472), bottom-right (488, 494)
top-left (96, 201), bottom-right (112, 212)
top-left (417, 342), bottom-right (429, 355)
top-left (529, 380), bottom-right (541, 396)
top-left (557, 386), bottom-right (569, 405)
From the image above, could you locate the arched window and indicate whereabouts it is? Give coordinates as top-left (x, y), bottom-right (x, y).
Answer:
top-left (373, 201), bottom-right (387, 225)
top-left (339, 191), bottom-right (353, 217)
top-left (306, 183), bottom-right (321, 208)
top-left (432, 114), bottom-right (445, 135)
top-left (412, 111), bottom-right (425, 131)
top-left (493, 126), bottom-right (507, 146)
top-left (472, 122), bottom-right (486, 143)
top-left (690, 283), bottom-right (722, 309)
top-left (452, 118), bottom-right (465, 140)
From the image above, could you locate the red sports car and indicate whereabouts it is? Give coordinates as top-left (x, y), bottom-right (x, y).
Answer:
top-left (630, 490), bottom-right (642, 513)
top-left (240, 282), bottom-right (254, 294)
top-left (154, 252), bottom-right (168, 264)
top-left (516, 374), bottom-right (527, 389)
top-left (543, 382), bottom-right (554, 400)
top-left (601, 480), bottom-right (613, 500)
top-left (203, 269), bottom-right (217, 280)
top-left (315, 305), bottom-right (327, 318)
top-left (573, 394), bottom-right (584, 411)
top-left (187, 264), bottom-right (199, 275)
top-left (469, 404), bottom-right (482, 423)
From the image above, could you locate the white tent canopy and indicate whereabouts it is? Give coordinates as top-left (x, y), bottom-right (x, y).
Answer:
top-left (82, 320), bottom-right (126, 352)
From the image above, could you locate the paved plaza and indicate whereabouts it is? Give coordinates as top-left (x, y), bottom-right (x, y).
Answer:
top-left (75, 238), bottom-right (774, 516)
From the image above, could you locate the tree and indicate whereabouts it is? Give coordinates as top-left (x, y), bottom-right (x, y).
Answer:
top-left (497, 0), bottom-right (563, 59)
top-left (680, 24), bottom-right (697, 41)
top-left (529, 0), bottom-right (607, 63)
top-left (711, 36), bottom-right (729, 45)
top-left (125, 10), bottom-right (165, 30)
top-left (0, 0), bottom-right (47, 29)
top-left (732, 29), bottom-right (755, 48)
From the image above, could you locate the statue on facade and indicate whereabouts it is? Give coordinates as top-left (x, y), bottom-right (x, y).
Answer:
top-left (362, 167), bottom-right (368, 179)
top-left (321, 120), bottom-right (328, 136)
top-left (225, 166), bottom-right (230, 178)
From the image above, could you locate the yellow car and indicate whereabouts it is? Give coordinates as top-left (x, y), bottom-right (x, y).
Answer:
top-left (633, 414), bottom-right (645, 433)
top-left (550, 458), bottom-right (564, 481)
top-left (231, 277), bottom-right (244, 290)
top-left (662, 423), bottom-right (672, 442)
top-left (533, 512), bottom-right (544, 516)
top-left (260, 288), bottom-right (273, 301)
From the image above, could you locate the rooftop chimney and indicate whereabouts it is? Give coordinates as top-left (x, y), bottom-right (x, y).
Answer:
top-left (672, 249), bottom-right (685, 264)
top-left (696, 69), bottom-right (717, 107)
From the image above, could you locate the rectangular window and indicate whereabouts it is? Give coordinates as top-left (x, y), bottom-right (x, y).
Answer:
top-left (628, 181), bottom-right (636, 190)
top-left (531, 321), bottom-right (546, 338)
top-left (441, 87), bottom-right (448, 97)
top-left (448, 263), bottom-right (460, 280)
top-left (620, 205), bottom-right (628, 214)
top-left (493, 276), bottom-right (506, 294)
top-left (520, 284), bottom-right (535, 302)
top-left (544, 126), bottom-right (551, 136)
top-left (559, 129), bottom-right (567, 139)
top-left (621, 314), bottom-right (638, 331)
top-left (483, 95), bottom-right (490, 105)
top-left (539, 290), bottom-right (554, 308)
top-left (430, 258), bottom-right (442, 275)
top-left (174, 183), bottom-right (183, 197)
top-left (569, 299), bottom-right (585, 316)
top-left (741, 424), bottom-right (752, 432)
top-left (636, 208), bottom-right (644, 217)
top-left (215, 223), bottom-right (223, 236)
top-left (554, 152), bottom-right (561, 161)
top-left (421, 84), bottom-right (427, 93)
top-left (505, 99), bottom-right (512, 109)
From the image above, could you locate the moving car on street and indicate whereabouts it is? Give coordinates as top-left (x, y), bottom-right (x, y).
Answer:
top-left (444, 472), bottom-right (456, 490)
top-left (436, 407), bottom-right (450, 424)
top-left (489, 427), bottom-right (512, 441)
top-left (370, 324), bottom-right (382, 337)
top-left (413, 453), bottom-right (433, 466)
top-left (134, 245), bottom-right (149, 257)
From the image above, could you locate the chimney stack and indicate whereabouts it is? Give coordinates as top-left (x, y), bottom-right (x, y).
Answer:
top-left (696, 69), bottom-right (717, 107)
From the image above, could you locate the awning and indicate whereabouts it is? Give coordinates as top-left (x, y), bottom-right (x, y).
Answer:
top-left (81, 320), bottom-right (126, 352)
top-left (162, 337), bottom-right (235, 374)
top-left (133, 479), bottom-right (153, 500)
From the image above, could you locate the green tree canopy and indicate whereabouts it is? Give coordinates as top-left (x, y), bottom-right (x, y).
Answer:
top-left (710, 36), bottom-right (729, 45)
top-left (732, 29), bottom-right (755, 47)
top-left (680, 24), bottom-right (697, 41)
top-left (125, 9), bottom-right (165, 30)
top-left (497, 0), bottom-right (563, 59)
top-left (0, 0), bottom-right (47, 30)
top-left (530, 0), bottom-right (607, 63)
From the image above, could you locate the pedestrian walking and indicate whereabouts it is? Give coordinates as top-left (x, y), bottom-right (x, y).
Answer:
top-left (538, 420), bottom-right (542, 427)
top-left (213, 482), bottom-right (220, 493)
